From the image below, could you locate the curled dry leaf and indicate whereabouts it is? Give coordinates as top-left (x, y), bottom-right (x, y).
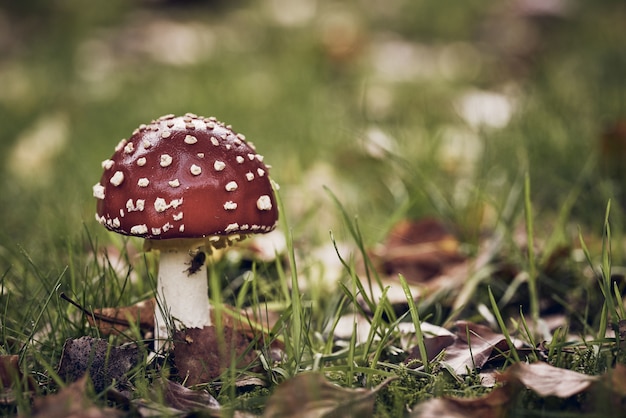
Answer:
top-left (29, 376), bottom-right (122, 418)
top-left (441, 321), bottom-right (525, 375)
top-left (0, 355), bottom-right (36, 405)
top-left (372, 218), bottom-right (466, 284)
top-left (87, 298), bottom-right (155, 337)
top-left (173, 325), bottom-right (258, 386)
top-left (412, 384), bottom-right (513, 418)
top-left (160, 379), bottom-right (220, 413)
top-left (57, 336), bottom-right (139, 393)
top-left (364, 218), bottom-right (472, 310)
top-left (500, 362), bottom-right (598, 398)
top-left (84, 297), bottom-right (283, 350)
top-left (263, 373), bottom-right (396, 418)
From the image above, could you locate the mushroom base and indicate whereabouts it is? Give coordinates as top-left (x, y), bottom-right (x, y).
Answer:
top-left (154, 247), bottom-right (211, 351)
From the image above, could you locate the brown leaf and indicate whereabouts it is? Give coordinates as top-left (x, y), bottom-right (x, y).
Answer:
top-left (412, 384), bottom-right (513, 418)
top-left (606, 363), bottom-right (626, 397)
top-left (85, 298), bottom-right (283, 350)
top-left (172, 325), bottom-right (258, 385)
top-left (406, 335), bottom-right (456, 365)
top-left (57, 337), bottom-right (139, 393)
top-left (372, 218), bottom-right (465, 284)
top-left (263, 373), bottom-right (395, 418)
top-left (501, 362), bottom-right (598, 398)
top-left (0, 355), bottom-right (20, 389)
top-left (0, 355), bottom-right (36, 405)
top-left (159, 379), bottom-right (220, 412)
top-left (86, 299), bottom-right (155, 337)
top-left (441, 322), bottom-right (518, 374)
top-left (29, 376), bottom-right (122, 418)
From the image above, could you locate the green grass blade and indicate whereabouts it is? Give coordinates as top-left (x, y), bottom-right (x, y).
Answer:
top-left (399, 275), bottom-right (430, 373)
top-left (488, 286), bottom-right (520, 363)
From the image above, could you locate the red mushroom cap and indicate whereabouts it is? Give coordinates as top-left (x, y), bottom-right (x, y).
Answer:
top-left (93, 113), bottom-right (278, 240)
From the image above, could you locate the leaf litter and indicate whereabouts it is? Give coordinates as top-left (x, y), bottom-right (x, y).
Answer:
top-left (42, 215), bottom-right (626, 416)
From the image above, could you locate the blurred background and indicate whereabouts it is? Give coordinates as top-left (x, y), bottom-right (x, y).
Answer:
top-left (0, 0), bottom-right (625, 265)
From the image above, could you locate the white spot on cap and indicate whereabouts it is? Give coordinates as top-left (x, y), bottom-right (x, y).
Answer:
top-left (185, 135), bottom-right (198, 144)
top-left (124, 142), bottom-right (134, 154)
top-left (179, 225), bottom-right (185, 232)
top-left (210, 137), bottom-right (219, 146)
top-left (143, 139), bottom-right (151, 149)
top-left (236, 156), bottom-right (245, 164)
top-left (112, 218), bottom-right (121, 228)
top-left (237, 133), bottom-right (246, 141)
top-left (154, 198), bottom-right (168, 212)
top-left (126, 199), bottom-right (145, 212)
top-left (115, 139), bottom-right (127, 152)
top-left (255, 154), bottom-right (264, 162)
top-left (173, 212), bottom-right (183, 221)
top-left (130, 224), bottom-right (148, 235)
top-left (225, 181), bottom-right (238, 191)
top-left (257, 195), bottom-right (272, 211)
top-left (214, 161), bottom-right (226, 171)
top-left (190, 164), bottom-right (202, 175)
top-left (137, 157), bottom-right (147, 166)
top-left (171, 197), bottom-right (183, 208)
top-left (224, 201), bottom-right (237, 210)
top-left (248, 154), bottom-right (255, 160)
top-left (225, 223), bottom-right (240, 233)
top-left (138, 178), bottom-right (149, 187)
top-left (245, 172), bottom-right (254, 181)
top-left (168, 179), bottom-right (180, 188)
top-left (160, 154), bottom-right (173, 167)
top-left (110, 171), bottom-right (124, 186)
top-left (162, 222), bottom-right (173, 232)
top-left (197, 153), bottom-right (205, 158)
top-left (257, 168), bottom-right (265, 177)
top-left (151, 227), bottom-right (161, 236)
top-left (161, 130), bottom-right (171, 139)
top-left (207, 122), bottom-right (216, 130)
top-left (101, 159), bottom-right (114, 170)
top-left (93, 183), bottom-right (105, 199)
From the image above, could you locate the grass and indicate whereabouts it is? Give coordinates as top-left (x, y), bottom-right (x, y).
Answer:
top-left (1, 0), bottom-right (626, 416)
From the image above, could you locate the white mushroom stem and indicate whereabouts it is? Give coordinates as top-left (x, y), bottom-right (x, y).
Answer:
top-left (153, 247), bottom-right (211, 351)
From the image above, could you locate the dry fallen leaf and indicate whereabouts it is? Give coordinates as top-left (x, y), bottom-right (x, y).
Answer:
top-left (440, 321), bottom-right (525, 375)
top-left (87, 299), bottom-right (155, 337)
top-left (263, 373), bottom-right (395, 418)
top-left (501, 362), bottom-right (598, 398)
top-left (159, 379), bottom-right (221, 413)
top-left (29, 376), bottom-right (122, 418)
top-left (84, 298), bottom-right (283, 350)
top-left (57, 337), bottom-right (139, 393)
top-left (412, 384), bottom-right (513, 418)
top-left (0, 355), bottom-right (36, 405)
top-left (172, 325), bottom-right (258, 385)
top-left (372, 218), bottom-right (465, 284)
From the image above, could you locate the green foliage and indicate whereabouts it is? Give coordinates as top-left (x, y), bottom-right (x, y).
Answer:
top-left (1, 0), bottom-right (626, 416)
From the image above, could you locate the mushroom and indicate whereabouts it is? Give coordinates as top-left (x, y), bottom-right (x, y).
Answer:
top-left (93, 113), bottom-right (278, 350)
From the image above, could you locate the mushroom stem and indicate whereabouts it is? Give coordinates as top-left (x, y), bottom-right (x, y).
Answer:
top-left (154, 247), bottom-right (211, 351)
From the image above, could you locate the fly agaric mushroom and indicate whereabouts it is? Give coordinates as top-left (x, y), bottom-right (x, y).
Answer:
top-left (93, 113), bottom-right (278, 350)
